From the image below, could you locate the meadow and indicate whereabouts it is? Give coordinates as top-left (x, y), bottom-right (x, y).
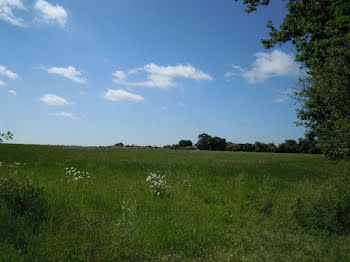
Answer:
top-left (0, 144), bottom-right (349, 261)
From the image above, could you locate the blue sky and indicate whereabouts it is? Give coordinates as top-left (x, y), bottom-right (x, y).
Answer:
top-left (0, 0), bottom-right (305, 146)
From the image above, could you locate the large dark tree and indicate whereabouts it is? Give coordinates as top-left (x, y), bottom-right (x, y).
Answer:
top-left (209, 137), bottom-right (227, 151)
top-left (236, 0), bottom-right (350, 159)
top-left (196, 133), bottom-right (212, 150)
top-left (178, 139), bottom-right (193, 147)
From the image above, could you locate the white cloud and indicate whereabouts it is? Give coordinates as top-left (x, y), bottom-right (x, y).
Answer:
top-left (103, 89), bottom-right (144, 102)
top-left (225, 50), bottom-right (300, 84)
top-left (55, 111), bottom-right (78, 119)
top-left (34, 0), bottom-right (67, 28)
top-left (8, 89), bottom-right (16, 95)
top-left (40, 94), bottom-right (68, 106)
top-left (0, 0), bottom-right (26, 27)
top-left (113, 63), bottom-right (212, 89)
top-left (45, 66), bottom-right (86, 84)
top-left (178, 102), bottom-right (185, 107)
top-left (0, 79), bottom-right (5, 86)
top-left (274, 88), bottom-right (294, 103)
top-left (0, 65), bottom-right (18, 79)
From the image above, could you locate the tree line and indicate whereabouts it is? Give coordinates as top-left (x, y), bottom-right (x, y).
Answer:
top-left (164, 133), bottom-right (321, 154)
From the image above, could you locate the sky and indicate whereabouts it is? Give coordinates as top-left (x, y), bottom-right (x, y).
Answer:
top-left (0, 0), bottom-right (305, 146)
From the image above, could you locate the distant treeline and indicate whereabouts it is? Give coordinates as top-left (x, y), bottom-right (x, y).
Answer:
top-left (164, 133), bottom-right (321, 154)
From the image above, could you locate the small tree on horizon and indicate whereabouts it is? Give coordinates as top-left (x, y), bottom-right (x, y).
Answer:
top-left (178, 140), bottom-right (193, 147)
top-left (0, 131), bottom-right (13, 143)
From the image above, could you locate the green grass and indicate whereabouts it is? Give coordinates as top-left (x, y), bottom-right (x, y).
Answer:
top-left (0, 144), bottom-right (349, 261)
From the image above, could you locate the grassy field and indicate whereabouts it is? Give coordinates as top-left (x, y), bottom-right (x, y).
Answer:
top-left (0, 144), bottom-right (349, 261)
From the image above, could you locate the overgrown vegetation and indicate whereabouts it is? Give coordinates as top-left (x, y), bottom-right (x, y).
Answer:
top-left (292, 165), bottom-right (350, 235)
top-left (0, 144), bottom-right (349, 261)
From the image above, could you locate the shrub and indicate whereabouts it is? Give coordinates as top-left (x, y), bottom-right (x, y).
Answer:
top-left (178, 139), bottom-right (193, 147)
top-left (0, 177), bottom-right (48, 223)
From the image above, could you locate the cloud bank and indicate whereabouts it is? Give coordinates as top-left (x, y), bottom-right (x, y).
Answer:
top-left (0, 0), bottom-right (25, 27)
top-left (0, 0), bottom-right (68, 28)
top-left (225, 50), bottom-right (300, 83)
top-left (104, 89), bottom-right (144, 102)
top-left (40, 94), bottom-right (69, 106)
top-left (55, 111), bottom-right (78, 119)
top-left (45, 66), bottom-right (86, 84)
top-left (113, 63), bottom-right (212, 89)
top-left (8, 89), bottom-right (16, 95)
top-left (0, 65), bottom-right (18, 79)
top-left (34, 0), bottom-right (67, 28)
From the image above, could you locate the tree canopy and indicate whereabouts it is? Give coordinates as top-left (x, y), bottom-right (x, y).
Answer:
top-left (0, 131), bottom-right (13, 143)
top-left (237, 0), bottom-right (350, 159)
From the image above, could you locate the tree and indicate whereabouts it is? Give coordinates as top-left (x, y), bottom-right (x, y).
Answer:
top-left (196, 133), bottom-right (212, 150)
top-left (178, 139), bottom-right (193, 147)
top-left (254, 141), bottom-right (268, 152)
top-left (242, 143), bottom-right (255, 152)
top-left (266, 143), bottom-right (277, 152)
top-left (209, 137), bottom-right (227, 151)
top-left (0, 131), bottom-right (13, 143)
top-left (226, 142), bottom-right (242, 151)
top-left (236, 0), bottom-right (350, 159)
top-left (278, 139), bottom-right (298, 153)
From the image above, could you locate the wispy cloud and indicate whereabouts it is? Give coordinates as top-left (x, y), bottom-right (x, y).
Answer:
top-left (0, 0), bottom-right (26, 27)
top-left (8, 89), bottom-right (16, 95)
top-left (0, 79), bottom-right (5, 87)
top-left (225, 50), bottom-right (300, 84)
top-left (54, 111), bottom-right (78, 120)
top-left (274, 88), bottom-right (294, 103)
top-left (40, 94), bottom-right (69, 106)
top-left (103, 89), bottom-right (144, 102)
top-left (34, 0), bottom-right (67, 28)
top-left (44, 66), bottom-right (86, 84)
top-left (113, 63), bottom-right (212, 89)
top-left (0, 65), bottom-right (18, 79)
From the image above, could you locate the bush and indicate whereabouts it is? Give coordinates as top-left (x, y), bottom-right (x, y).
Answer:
top-left (0, 176), bottom-right (47, 224)
top-left (178, 139), bottom-right (193, 147)
top-left (292, 167), bottom-right (350, 234)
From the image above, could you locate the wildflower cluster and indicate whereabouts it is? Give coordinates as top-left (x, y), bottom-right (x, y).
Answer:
top-left (4, 161), bottom-right (26, 175)
top-left (14, 162), bottom-right (25, 167)
top-left (65, 167), bottom-right (90, 182)
top-left (146, 172), bottom-right (169, 196)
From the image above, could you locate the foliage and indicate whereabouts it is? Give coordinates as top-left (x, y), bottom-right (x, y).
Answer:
top-left (209, 136), bottom-right (227, 151)
top-left (0, 131), bottom-right (13, 143)
top-left (237, 0), bottom-right (350, 159)
top-left (0, 176), bottom-right (47, 223)
top-left (196, 133), bottom-right (211, 150)
top-left (298, 135), bottom-right (321, 154)
top-left (178, 139), bottom-right (193, 147)
top-left (254, 141), bottom-right (268, 152)
top-left (196, 133), bottom-right (226, 151)
top-left (234, 0), bottom-right (270, 13)
top-left (278, 139), bottom-right (298, 153)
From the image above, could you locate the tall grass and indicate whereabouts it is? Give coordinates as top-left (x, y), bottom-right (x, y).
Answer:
top-left (0, 144), bottom-right (349, 261)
